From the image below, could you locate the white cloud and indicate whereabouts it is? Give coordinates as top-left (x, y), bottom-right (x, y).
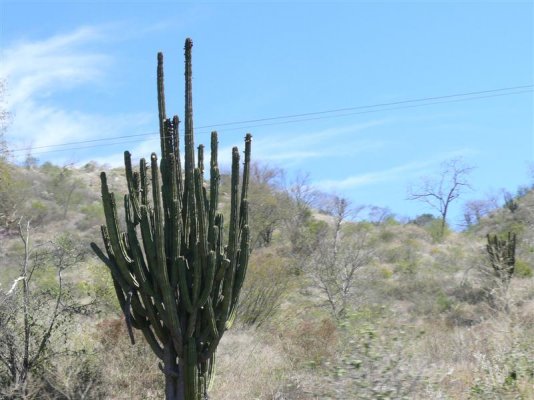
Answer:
top-left (316, 160), bottom-right (433, 190)
top-left (1, 27), bottom-right (108, 107)
top-left (236, 120), bottom-right (389, 167)
top-left (1, 26), bottom-right (153, 164)
top-left (315, 148), bottom-right (476, 190)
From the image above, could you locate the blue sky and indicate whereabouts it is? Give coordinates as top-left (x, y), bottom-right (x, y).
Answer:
top-left (1, 1), bottom-right (532, 225)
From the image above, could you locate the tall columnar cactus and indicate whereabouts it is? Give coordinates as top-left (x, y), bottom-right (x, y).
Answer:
top-left (91, 38), bottom-right (252, 400)
top-left (486, 232), bottom-right (516, 285)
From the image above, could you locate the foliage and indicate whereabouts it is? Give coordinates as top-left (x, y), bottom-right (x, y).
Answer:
top-left (0, 166), bottom-right (30, 232)
top-left (236, 249), bottom-right (289, 327)
top-left (0, 221), bottom-right (92, 397)
top-left (514, 259), bottom-right (533, 278)
top-left (46, 166), bottom-right (85, 219)
top-left (306, 196), bottom-right (373, 319)
top-left (246, 163), bottom-right (290, 249)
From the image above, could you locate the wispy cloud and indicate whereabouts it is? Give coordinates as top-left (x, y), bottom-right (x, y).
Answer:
top-left (1, 27), bottom-right (108, 107)
top-left (315, 148), bottom-right (476, 190)
top-left (215, 120), bottom-right (389, 168)
top-left (1, 26), bottom-right (153, 164)
top-left (316, 160), bottom-right (433, 190)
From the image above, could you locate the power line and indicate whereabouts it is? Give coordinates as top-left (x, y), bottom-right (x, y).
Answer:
top-left (194, 84), bottom-right (534, 128)
top-left (12, 85), bottom-right (532, 153)
top-left (24, 89), bottom-right (534, 156)
top-left (12, 85), bottom-right (533, 156)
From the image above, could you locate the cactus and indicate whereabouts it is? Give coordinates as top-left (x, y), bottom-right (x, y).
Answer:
top-left (90, 38), bottom-right (252, 400)
top-left (486, 232), bottom-right (516, 285)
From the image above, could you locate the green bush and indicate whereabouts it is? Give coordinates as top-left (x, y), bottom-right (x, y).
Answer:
top-left (237, 249), bottom-right (289, 327)
top-left (515, 259), bottom-right (533, 278)
top-left (29, 200), bottom-right (48, 225)
top-left (377, 228), bottom-right (395, 243)
top-left (76, 201), bottom-right (105, 231)
top-left (435, 291), bottom-right (453, 313)
top-left (425, 219), bottom-right (450, 242)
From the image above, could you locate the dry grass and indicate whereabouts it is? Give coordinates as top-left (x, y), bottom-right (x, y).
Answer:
top-left (210, 329), bottom-right (289, 400)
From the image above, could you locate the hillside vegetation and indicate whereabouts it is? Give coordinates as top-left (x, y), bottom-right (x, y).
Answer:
top-left (1, 159), bottom-right (533, 399)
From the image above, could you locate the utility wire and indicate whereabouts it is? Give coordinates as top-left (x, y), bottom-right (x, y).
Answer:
top-left (12, 85), bottom-right (533, 156)
top-left (194, 84), bottom-right (534, 129)
top-left (25, 89), bottom-right (534, 156)
top-left (12, 85), bottom-right (532, 153)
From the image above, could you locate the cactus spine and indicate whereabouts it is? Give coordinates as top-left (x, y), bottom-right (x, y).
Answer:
top-left (91, 38), bottom-right (252, 400)
top-left (486, 232), bottom-right (516, 285)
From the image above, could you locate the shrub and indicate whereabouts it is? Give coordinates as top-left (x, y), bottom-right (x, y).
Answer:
top-left (286, 317), bottom-right (338, 366)
top-left (76, 201), bottom-right (105, 231)
top-left (236, 249), bottom-right (289, 327)
top-left (514, 259), bottom-right (533, 278)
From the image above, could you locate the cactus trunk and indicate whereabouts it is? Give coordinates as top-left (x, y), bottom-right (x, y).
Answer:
top-left (91, 38), bottom-right (252, 400)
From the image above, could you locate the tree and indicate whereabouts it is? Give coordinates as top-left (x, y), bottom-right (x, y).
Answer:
top-left (462, 197), bottom-right (497, 227)
top-left (0, 78), bottom-right (10, 159)
top-left (0, 79), bottom-right (28, 233)
top-left (284, 172), bottom-right (321, 256)
top-left (503, 191), bottom-right (519, 214)
top-left (408, 158), bottom-right (473, 239)
top-left (0, 220), bottom-right (88, 397)
top-left (307, 196), bottom-right (372, 319)
top-left (48, 166), bottom-right (84, 219)
top-left (366, 205), bottom-right (395, 226)
top-left (247, 163), bottom-right (289, 249)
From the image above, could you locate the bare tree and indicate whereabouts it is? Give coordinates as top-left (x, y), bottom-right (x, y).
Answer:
top-left (307, 196), bottom-right (373, 319)
top-left (462, 196), bottom-right (498, 228)
top-left (247, 163), bottom-right (290, 248)
top-left (408, 158), bottom-right (473, 238)
top-left (366, 205), bottom-right (395, 226)
top-left (0, 79), bottom-right (11, 159)
top-left (285, 172), bottom-right (321, 255)
top-left (0, 219), bottom-right (89, 397)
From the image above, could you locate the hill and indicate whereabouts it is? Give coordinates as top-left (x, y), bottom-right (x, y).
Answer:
top-left (0, 159), bottom-right (533, 399)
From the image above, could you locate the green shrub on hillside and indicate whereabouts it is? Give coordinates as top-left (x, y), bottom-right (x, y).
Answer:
top-left (514, 259), bottom-right (533, 278)
top-left (237, 249), bottom-right (289, 327)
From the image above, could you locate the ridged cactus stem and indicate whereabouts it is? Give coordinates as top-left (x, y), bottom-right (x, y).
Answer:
top-left (158, 52), bottom-right (167, 157)
top-left (91, 38), bottom-right (252, 400)
top-left (486, 232), bottom-right (516, 285)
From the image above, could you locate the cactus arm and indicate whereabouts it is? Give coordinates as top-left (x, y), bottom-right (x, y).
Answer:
top-left (239, 134), bottom-right (252, 229)
top-left (150, 153), bottom-right (184, 354)
top-left (177, 256), bottom-right (194, 313)
top-left (208, 132), bottom-right (220, 250)
top-left (124, 195), bottom-right (154, 295)
top-left (172, 115), bottom-right (183, 201)
top-left (197, 251), bottom-right (216, 307)
top-left (139, 158), bottom-right (149, 206)
top-left (141, 323), bottom-right (165, 360)
top-left (230, 224), bottom-right (250, 318)
top-left (198, 298), bottom-right (218, 343)
top-left (227, 147), bottom-right (240, 262)
top-left (124, 151), bottom-right (141, 223)
top-left (90, 240), bottom-right (132, 293)
top-left (100, 174), bottom-right (138, 287)
top-left (184, 38), bottom-right (195, 178)
top-left (197, 145), bottom-right (204, 176)
top-left (157, 52), bottom-right (167, 157)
